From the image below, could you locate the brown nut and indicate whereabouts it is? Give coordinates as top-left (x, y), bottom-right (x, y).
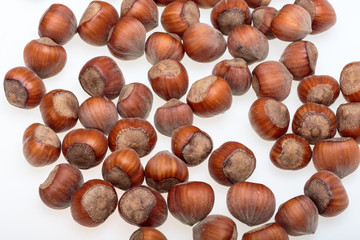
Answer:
top-left (23, 37), bottom-right (67, 79)
top-left (78, 56), bottom-right (125, 100)
top-left (117, 83), bottom-right (153, 119)
top-left (78, 1), bottom-right (119, 46)
top-left (108, 118), bottom-right (157, 157)
top-left (62, 128), bottom-right (108, 169)
top-left (102, 148), bottom-right (144, 190)
top-left (70, 179), bottom-right (118, 227)
top-left (244, 0), bottom-right (271, 8)
top-left (38, 4), bottom-right (77, 45)
top-left (167, 181), bottom-right (215, 226)
top-left (297, 75), bottom-right (340, 106)
top-left (186, 75), bottom-right (232, 117)
top-left (39, 163), bottom-right (84, 209)
top-left (39, 89), bottom-right (79, 133)
top-left (339, 61), bottom-right (360, 102)
top-left (3, 66), bottom-right (46, 109)
top-left (145, 150), bottom-right (189, 193)
top-left (193, 0), bottom-right (222, 9)
top-left (23, 123), bottom-right (61, 167)
top-left (171, 125), bottom-right (213, 166)
top-left (130, 227), bottom-right (167, 240)
top-left (208, 141), bottom-right (256, 186)
top-left (227, 181), bottom-right (276, 226)
top-left (118, 185), bottom-right (168, 227)
top-left (304, 170), bottom-right (349, 217)
top-left (193, 214), bottom-right (238, 240)
top-left (336, 102), bottom-right (360, 142)
top-left (242, 222), bottom-right (289, 240)
top-left (251, 6), bottom-right (278, 40)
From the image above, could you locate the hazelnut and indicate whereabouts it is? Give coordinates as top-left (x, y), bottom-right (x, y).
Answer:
top-left (336, 102), bottom-right (360, 142)
top-left (38, 4), bottom-right (77, 45)
top-left (244, 0), bottom-right (271, 8)
top-left (251, 61), bottom-right (293, 101)
top-left (145, 32), bottom-right (184, 65)
top-left (208, 141), bottom-right (256, 186)
top-left (102, 148), bottom-right (144, 190)
top-left (292, 103), bottom-right (337, 144)
top-left (78, 1), bottom-right (119, 46)
top-left (193, 0), bottom-right (222, 9)
top-left (171, 125), bottom-right (213, 166)
top-left (62, 128), bottom-right (108, 170)
top-left (312, 137), bottom-right (360, 178)
top-left (148, 59), bottom-right (189, 101)
top-left (70, 179), bottom-right (118, 227)
top-left (118, 185), bottom-right (168, 227)
top-left (304, 170), bottom-right (349, 217)
top-left (78, 96), bottom-right (118, 135)
top-left (161, 0), bottom-right (200, 38)
top-left (145, 150), bottom-right (189, 193)
top-left (193, 214), bottom-right (238, 240)
top-left (251, 6), bottom-right (278, 40)
top-left (242, 222), bottom-right (289, 240)
top-left (117, 83), bottom-right (153, 119)
top-left (3, 66), bottom-right (46, 109)
top-left (248, 97), bottom-right (290, 141)
top-left (78, 56), bottom-right (125, 100)
top-left (275, 195), bottom-right (319, 236)
top-left (210, 0), bottom-right (251, 35)
top-left (39, 163), bottom-right (83, 209)
top-left (297, 75), bottom-right (340, 106)
top-left (167, 181), bottom-right (215, 226)
top-left (269, 134), bottom-right (312, 170)
top-left (107, 17), bottom-right (146, 60)
top-left (339, 61), bottom-right (360, 102)
top-left (271, 4), bottom-right (312, 42)
top-left (227, 25), bottom-right (269, 64)
top-left (23, 123), bottom-right (61, 167)
top-left (212, 58), bottom-right (252, 95)
top-left (108, 118), bottom-right (157, 157)
top-left (294, 0), bottom-right (336, 34)
top-left (121, 0), bottom-right (159, 32)
top-left (23, 37), bottom-right (67, 78)
top-left (39, 89), bottom-right (79, 133)
top-left (130, 227), bottom-right (167, 240)
top-left (154, 99), bottom-right (193, 137)
top-left (227, 181), bottom-right (276, 226)
top-left (186, 75), bottom-right (232, 117)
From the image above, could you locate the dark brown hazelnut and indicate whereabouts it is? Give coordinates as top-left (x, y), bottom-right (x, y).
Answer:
top-left (167, 181), bottom-right (215, 226)
top-left (183, 23), bottom-right (227, 63)
top-left (70, 179), bottom-right (118, 227)
top-left (193, 214), bottom-right (238, 240)
top-left (270, 134), bottom-right (312, 170)
top-left (121, 0), bottom-right (158, 32)
top-left (171, 125), bottom-right (213, 166)
top-left (102, 148), bottom-right (144, 190)
top-left (145, 150), bottom-right (189, 193)
top-left (339, 61), bottom-right (360, 102)
top-left (251, 6), bottom-right (278, 40)
top-left (23, 123), bottom-right (61, 167)
top-left (108, 118), bottom-right (157, 157)
top-left (79, 56), bottom-right (125, 100)
top-left (193, 0), bottom-right (222, 8)
top-left (118, 185), bottom-right (168, 227)
top-left (208, 141), bottom-right (256, 186)
top-left (62, 128), bottom-right (108, 169)
top-left (39, 89), bottom-right (79, 133)
top-left (244, 0), bottom-right (270, 8)
top-left (39, 163), bottom-right (83, 209)
top-left (3, 66), bottom-right (46, 109)
top-left (228, 25), bottom-right (269, 64)
top-left (242, 223), bottom-right (289, 240)
top-left (227, 181), bottom-right (276, 226)
top-left (117, 83), bottom-right (153, 119)
top-left (130, 227), bottom-right (167, 240)
top-left (336, 102), bottom-right (360, 142)
top-left (148, 59), bottom-right (189, 101)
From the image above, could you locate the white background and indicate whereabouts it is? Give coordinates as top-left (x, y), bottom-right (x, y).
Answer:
top-left (0, 0), bottom-right (359, 239)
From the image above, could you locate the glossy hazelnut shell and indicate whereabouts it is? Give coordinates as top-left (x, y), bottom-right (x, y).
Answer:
top-left (251, 6), bottom-right (278, 39)
top-left (339, 61), bottom-right (360, 102)
top-left (78, 56), bottom-right (125, 100)
top-left (312, 137), bottom-right (360, 178)
top-left (39, 163), bottom-right (83, 209)
top-left (297, 75), bottom-right (340, 106)
top-left (117, 83), bottom-right (153, 119)
top-left (336, 102), bottom-right (360, 142)
top-left (304, 170), bottom-right (349, 217)
top-left (244, 0), bottom-right (271, 8)
top-left (130, 227), bottom-right (167, 240)
top-left (193, 0), bottom-right (221, 8)
top-left (3, 66), bottom-right (46, 109)
top-left (208, 141), bottom-right (256, 186)
top-left (193, 214), bottom-right (238, 240)
top-left (62, 128), bottom-right (108, 169)
top-left (38, 4), bottom-right (77, 45)
top-left (78, 1), bottom-right (119, 46)
top-left (167, 181), bottom-right (215, 226)
top-left (242, 222), bottom-right (289, 240)
top-left (227, 181), bottom-right (276, 226)
top-left (23, 37), bottom-right (67, 79)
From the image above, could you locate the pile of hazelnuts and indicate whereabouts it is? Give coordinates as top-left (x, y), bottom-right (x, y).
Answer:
top-left (3, 0), bottom-right (360, 239)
